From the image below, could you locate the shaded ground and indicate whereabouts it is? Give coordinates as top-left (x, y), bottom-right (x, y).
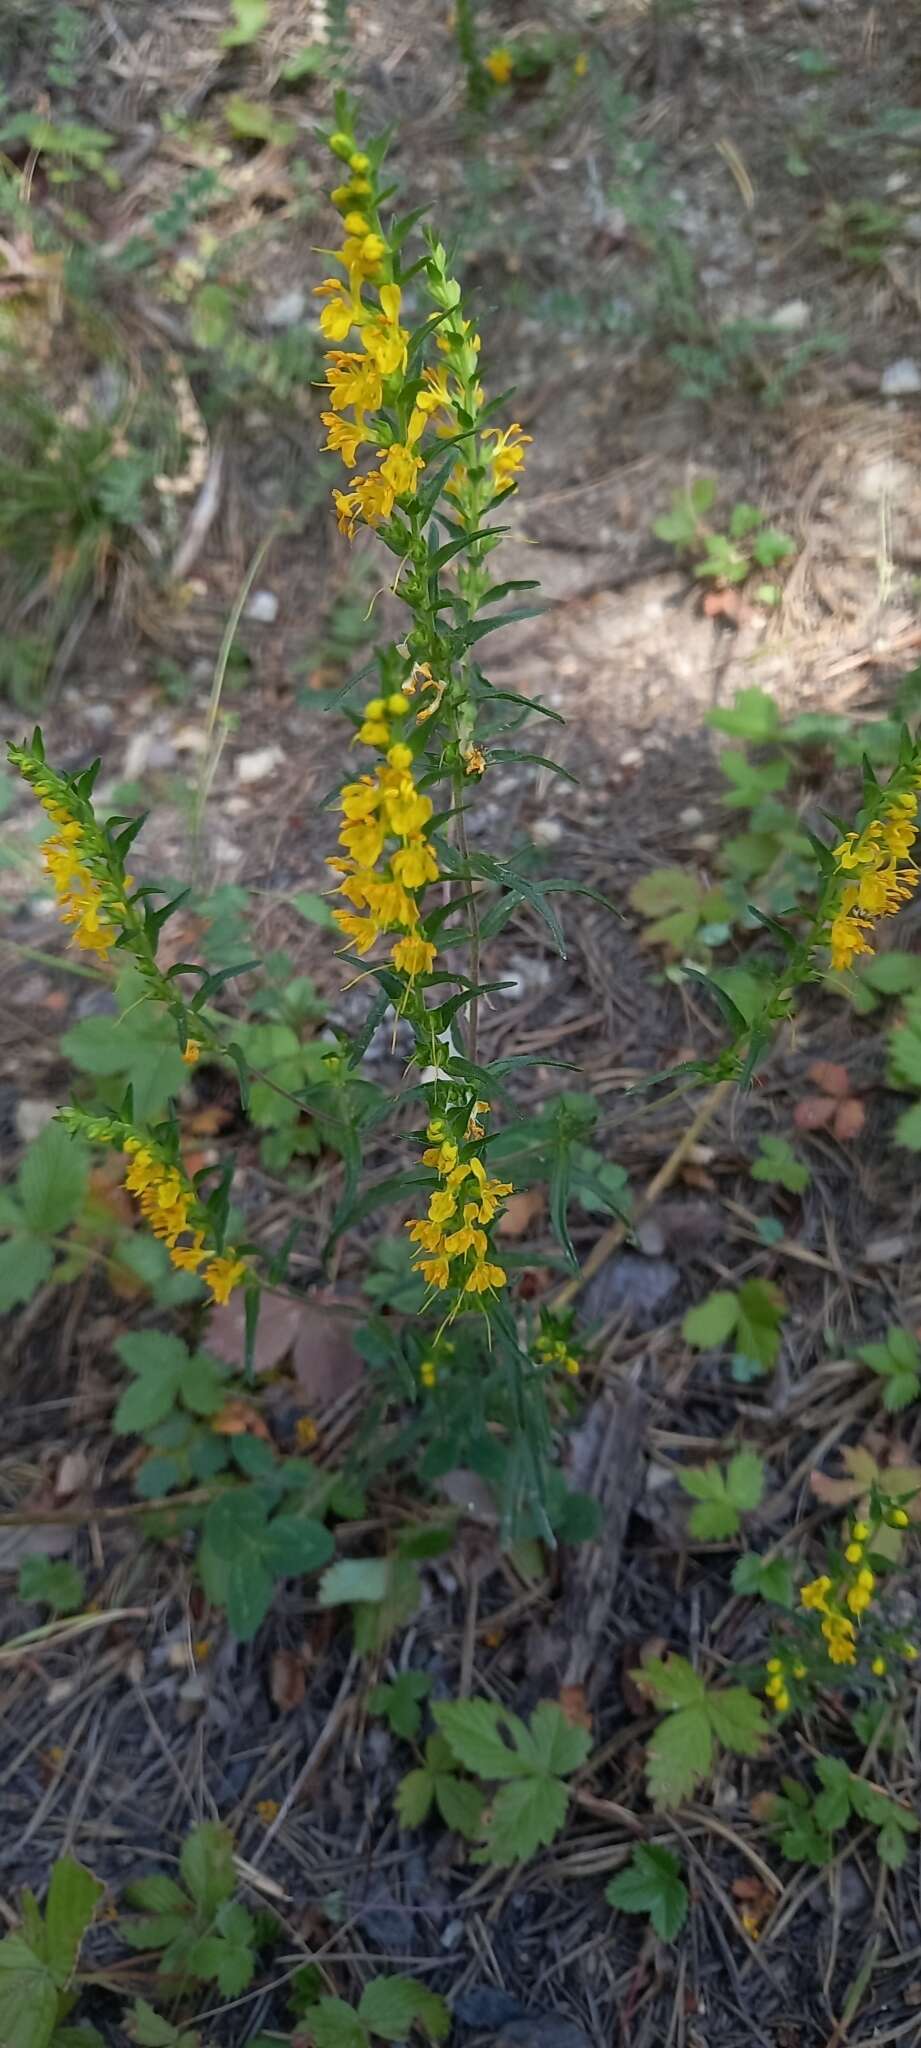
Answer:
top-left (3, 2), bottom-right (921, 2043)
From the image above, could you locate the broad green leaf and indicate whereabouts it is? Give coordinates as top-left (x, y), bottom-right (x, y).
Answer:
top-left (812, 1757), bottom-right (852, 1833)
top-left (292, 890), bottom-right (335, 927)
top-left (61, 1007), bottom-right (187, 1120)
top-left (629, 868), bottom-right (700, 917)
top-left (481, 1773), bottom-right (569, 1864)
top-left (726, 1451), bottom-right (765, 1513)
top-left (434, 1773), bottom-right (484, 1838)
top-left (113, 1371), bottom-right (182, 1435)
top-left (877, 1818), bottom-right (910, 1869)
top-left (707, 687), bottom-right (780, 741)
top-left (283, 43), bottom-right (328, 80)
top-left (894, 1100), bottom-right (921, 1148)
top-left (128, 1999), bottom-right (198, 2047)
top-left (606, 1844), bottom-right (688, 1941)
top-left (730, 1553), bottom-right (795, 1608)
top-left (307, 1997), bottom-right (369, 2048)
top-left (862, 951), bottom-right (921, 995)
top-left (221, 0), bottom-right (268, 45)
top-left (180, 1823), bottom-right (236, 1916)
top-left (17, 1558), bottom-right (85, 1615)
top-left (680, 1467), bottom-right (742, 1543)
top-left (519, 1701), bottom-right (591, 1776)
top-left (18, 1124), bottom-right (87, 1236)
top-left (44, 1859), bottom-right (104, 1987)
top-left (358, 1977), bottom-right (450, 2043)
top-left (0, 1235), bottom-right (53, 1312)
top-left (0, 1932), bottom-right (58, 2048)
top-left (432, 1700), bottom-right (530, 1780)
top-left (646, 1704), bottom-right (712, 1808)
top-left (394, 1769), bottom-right (434, 1828)
top-left (180, 1352), bottom-right (226, 1416)
top-left (705, 1686), bottom-right (766, 1757)
top-left (318, 1558), bottom-right (392, 1607)
top-left (261, 1514), bottom-right (333, 1577)
top-left (637, 1656), bottom-right (707, 1710)
top-left (735, 1279), bottom-right (784, 1374)
top-left (682, 1291), bottom-right (738, 1350)
top-left (225, 1552), bottom-right (274, 1640)
top-left (224, 98), bottom-right (294, 146)
top-left (125, 1877), bottom-right (187, 1915)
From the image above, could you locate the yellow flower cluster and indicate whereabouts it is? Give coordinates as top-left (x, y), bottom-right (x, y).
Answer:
top-left (763, 1651), bottom-right (806, 1715)
top-left (828, 778), bottom-right (921, 972)
top-left (330, 709), bottom-right (439, 983)
top-left (122, 1136), bottom-right (247, 1304)
top-left (406, 1116), bottom-right (512, 1303)
top-left (535, 1330), bottom-right (581, 1376)
top-left (11, 748), bottom-right (129, 958)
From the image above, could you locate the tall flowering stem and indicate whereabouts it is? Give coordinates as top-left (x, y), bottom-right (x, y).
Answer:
top-left (316, 96), bottom-right (543, 1338)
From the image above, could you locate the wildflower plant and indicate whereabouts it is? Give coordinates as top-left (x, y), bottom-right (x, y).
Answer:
top-left (760, 1495), bottom-right (918, 1718)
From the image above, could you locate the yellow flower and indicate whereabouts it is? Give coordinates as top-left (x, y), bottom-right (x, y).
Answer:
top-left (484, 44), bottom-right (514, 84)
top-left (852, 1521), bottom-right (870, 1540)
top-left (800, 1575), bottom-right (832, 1613)
top-left (387, 742), bottom-right (414, 772)
top-left (419, 1254), bottom-right (450, 1289)
top-left (317, 290), bottom-right (356, 343)
top-left (573, 51), bottom-right (589, 77)
top-left (844, 1542), bottom-right (863, 1564)
top-left (324, 350), bottom-right (383, 414)
top-left (384, 783), bottom-right (433, 835)
top-left (332, 908), bottom-right (379, 954)
top-left (889, 1507), bottom-right (910, 1529)
top-left (429, 1189), bottom-right (456, 1225)
top-left (203, 1255), bottom-right (247, 1305)
top-left (321, 411), bottom-right (368, 467)
top-left (407, 1218), bottom-right (445, 1252)
top-left (872, 1655), bottom-right (887, 1677)
top-left (392, 840), bottom-right (439, 888)
top-left (829, 912), bottom-right (873, 972)
top-left (391, 932), bottom-right (437, 979)
top-left (256, 1799), bottom-right (280, 1826)
top-left (356, 719), bottom-right (391, 747)
top-left (349, 151), bottom-right (370, 173)
top-left (833, 824), bottom-right (884, 871)
top-left (420, 1359), bottom-right (437, 1387)
top-left (464, 1260), bottom-right (507, 1293)
top-left (339, 817), bottom-right (385, 866)
top-left (483, 421), bottom-right (531, 490)
top-left (462, 744), bottom-right (486, 777)
top-left (380, 442), bottom-right (424, 498)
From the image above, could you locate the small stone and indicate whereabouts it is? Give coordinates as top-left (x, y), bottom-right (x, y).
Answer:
top-left (173, 725), bottom-right (209, 755)
top-left (635, 1215), bottom-right (667, 1257)
top-left (235, 745), bottom-right (284, 785)
top-left (15, 1097), bottom-right (58, 1143)
top-left (264, 287), bottom-right (307, 328)
top-left (798, 0), bottom-right (823, 15)
top-left (864, 1233), bottom-right (909, 1264)
top-left (245, 588), bottom-right (279, 624)
top-left (679, 805), bottom-right (704, 829)
top-left (531, 816), bottom-right (563, 847)
top-left (621, 746), bottom-right (644, 768)
top-left (902, 212), bottom-right (921, 243)
top-left (881, 358), bottom-right (921, 397)
top-left (769, 297), bottom-right (810, 332)
top-left (580, 1253), bottom-right (680, 1330)
top-left (123, 730), bottom-right (176, 778)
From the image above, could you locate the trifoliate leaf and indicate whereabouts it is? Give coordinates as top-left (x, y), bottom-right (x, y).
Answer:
top-left (18, 1122), bottom-right (88, 1235)
top-left (646, 1704), bottom-right (713, 1808)
top-left (750, 1135), bottom-right (810, 1194)
top-left (368, 1671), bottom-right (432, 1740)
top-left (358, 1976), bottom-right (450, 2043)
top-left (17, 1557), bottom-right (86, 1616)
top-left (515, 1701), bottom-right (591, 1776)
top-left (432, 1699), bottom-right (531, 1780)
top-left (307, 1996), bottom-right (369, 2048)
top-left (479, 1773), bottom-right (569, 1865)
top-left (606, 1844), bottom-right (688, 1941)
top-left (0, 1933), bottom-right (59, 2048)
top-left (705, 1686), bottom-right (767, 1757)
top-left (731, 1552), bottom-right (795, 1608)
top-left (635, 1656), bottom-right (707, 1710)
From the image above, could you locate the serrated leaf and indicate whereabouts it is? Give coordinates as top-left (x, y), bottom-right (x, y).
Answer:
top-left (432, 1699), bottom-right (531, 1780)
top-left (0, 1235), bottom-right (53, 1312)
top-left (180, 1823), bottom-right (236, 1915)
top-left (368, 1671), bottom-right (432, 1739)
top-left (707, 687), bottom-right (780, 740)
top-left (481, 1772), bottom-right (570, 1864)
top-left (637, 1656), bottom-right (707, 1710)
top-left (877, 1818), bottom-right (909, 1869)
top-left (646, 1705), bottom-right (712, 1808)
top-left (308, 1997), bottom-right (369, 2048)
top-left (433, 1773), bottom-right (484, 1839)
top-left (705, 1687), bottom-right (766, 1757)
top-left (519, 1702), bottom-right (592, 1776)
top-left (731, 1553), bottom-right (795, 1608)
top-left (221, 0), bottom-right (268, 45)
top-left (629, 867), bottom-right (701, 917)
top-left (395, 1768), bottom-right (435, 1828)
top-left (44, 1860), bottom-right (104, 1988)
top-left (0, 1933), bottom-right (58, 2048)
top-left (318, 1558), bottom-right (392, 1607)
top-left (61, 1006), bottom-right (186, 1120)
top-left (358, 1976), bottom-right (450, 2042)
top-left (682, 1290), bottom-right (738, 1354)
top-left (735, 1279), bottom-right (784, 1374)
top-left (812, 1757), bottom-right (852, 1833)
top-left (726, 1451), bottom-right (765, 1512)
top-left (18, 1124), bottom-right (87, 1236)
top-left (125, 1877), bottom-right (188, 1916)
top-left (17, 1558), bottom-right (85, 1616)
top-left (750, 1136), bottom-right (810, 1193)
top-left (606, 1844), bottom-right (688, 1941)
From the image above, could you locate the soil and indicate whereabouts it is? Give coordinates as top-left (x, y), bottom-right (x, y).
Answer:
top-left (3, 2), bottom-right (921, 2044)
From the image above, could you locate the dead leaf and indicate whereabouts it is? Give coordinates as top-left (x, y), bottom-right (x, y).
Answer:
top-left (749, 1791), bottom-right (778, 1824)
top-left (807, 1060), bottom-right (850, 1097)
top-left (208, 1290), bottom-right (364, 1408)
top-left (185, 1102), bottom-right (235, 1136)
top-left (793, 1095), bottom-right (836, 1131)
top-left (810, 1442), bottom-right (921, 1557)
top-left (497, 1187), bottom-right (546, 1239)
top-left (211, 1398), bottom-right (272, 1441)
top-left (832, 1096), bottom-right (865, 1141)
top-left (437, 1468), bottom-right (499, 1522)
top-left (702, 587), bottom-right (746, 623)
top-left (271, 1647), bottom-right (307, 1712)
top-left (55, 1449), bottom-right (90, 1499)
top-left (207, 1290), bottom-right (301, 1374)
top-left (558, 1683), bottom-right (592, 1733)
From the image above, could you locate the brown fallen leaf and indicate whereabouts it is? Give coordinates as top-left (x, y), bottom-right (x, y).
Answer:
top-left (810, 1439), bottom-right (921, 1558)
top-left (55, 1449), bottom-right (90, 1500)
top-left (497, 1187), bottom-right (546, 1239)
top-left (807, 1059), bottom-right (850, 1097)
top-left (185, 1102), bottom-right (235, 1136)
top-left (207, 1290), bottom-right (364, 1408)
top-left (832, 1095), bottom-right (865, 1141)
top-left (271, 1647), bottom-right (307, 1712)
top-left (558, 1683), bottom-right (592, 1733)
top-left (702, 587), bottom-right (746, 623)
top-left (793, 1095), bottom-right (836, 1131)
top-left (211, 1398), bottom-right (273, 1442)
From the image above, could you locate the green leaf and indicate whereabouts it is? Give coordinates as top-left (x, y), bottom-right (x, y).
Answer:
top-left (682, 1291), bottom-right (739, 1350)
top-left (679, 1463), bottom-right (742, 1542)
top-left (750, 1136), bottom-right (810, 1194)
top-left (606, 1844), bottom-right (688, 1942)
top-left (113, 1372), bottom-right (181, 1435)
top-left (735, 1278), bottom-right (784, 1375)
top-left (433, 1773), bottom-right (484, 1838)
top-left (318, 1558), bottom-right (392, 1607)
top-left (432, 1700), bottom-right (530, 1780)
top-left (861, 951), bottom-right (921, 995)
top-left (877, 1818), bottom-right (909, 1869)
top-left (0, 1236), bottom-right (53, 1312)
top-left (629, 867), bottom-right (701, 917)
top-left (44, 1860), bottom-right (104, 1987)
top-left (705, 1687), bottom-right (767, 1757)
top-left (17, 1558), bottom-right (86, 1616)
top-left (638, 1656), bottom-right (707, 1710)
top-left (283, 43), bottom-right (329, 80)
top-left (261, 1514), bottom-right (334, 1577)
top-left (481, 1773), bottom-right (570, 1865)
top-left (0, 1933), bottom-right (58, 2048)
top-left (61, 1001), bottom-right (187, 1120)
top-left (307, 1997), bottom-right (369, 2048)
top-left (731, 1553), bottom-right (795, 1608)
top-left (291, 890), bottom-right (336, 927)
top-left (394, 1769), bottom-right (434, 1828)
top-left (752, 527), bottom-right (795, 568)
top-left (812, 1757), bottom-right (852, 1833)
top-left (368, 1671), bottom-right (432, 1740)
top-left (726, 1451), bottom-right (766, 1513)
top-left (221, 0), bottom-right (268, 45)
top-left (707, 687), bottom-right (780, 741)
top-left (519, 1701), bottom-right (592, 1776)
top-left (125, 1878), bottom-right (187, 1915)
top-left (224, 98), bottom-right (295, 146)
top-left (181, 1352), bottom-right (227, 1417)
top-left (18, 1124), bottom-right (87, 1236)
top-left (894, 1100), bottom-right (921, 1148)
top-left (358, 1977), bottom-right (450, 2042)
top-left (127, 1999), bottom-right (199, 2048)
top-left (180, 1823), bottom-right (236, 1916)
top-left (646, 1705), bottom-right (712, 1808)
